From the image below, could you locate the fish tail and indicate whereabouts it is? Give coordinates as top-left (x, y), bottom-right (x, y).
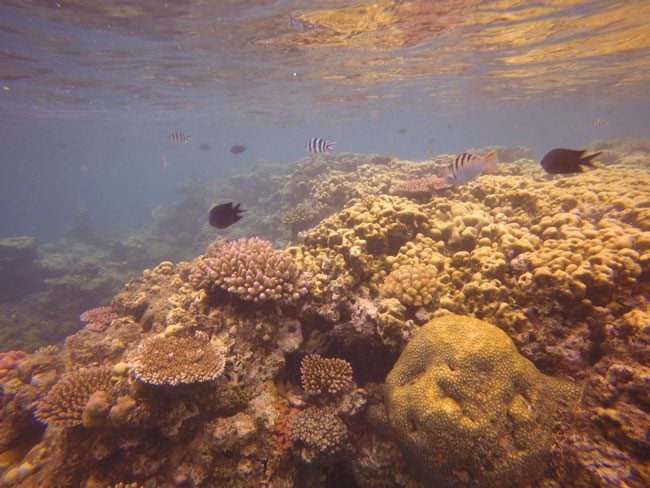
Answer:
top-left (483, 150), bottom-right (499, 172)
top-left (580, 151), bottom-right (602, 168)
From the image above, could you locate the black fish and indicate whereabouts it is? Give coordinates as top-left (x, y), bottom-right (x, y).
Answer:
top-left (209, 202), bottom-right (245, 229)
top-left (540, 148), bottom-right (601, 174)
top-left (230, 144), bottom-right (247, 155)
top-left (199, 143), bottom-right (211, 151)
top-left (396, 128), bottom-right (407, 134)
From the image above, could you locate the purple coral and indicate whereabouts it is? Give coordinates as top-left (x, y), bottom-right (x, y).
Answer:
top-left (202, 237), bottom-right (309, 302)
top-left (79, 306), bottom-right (118, 332)
top-left (390, 176), bottom-right (449, 199)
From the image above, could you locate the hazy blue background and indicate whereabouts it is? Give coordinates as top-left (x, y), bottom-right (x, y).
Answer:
top-left (1, 0), bottom-right (649, 241)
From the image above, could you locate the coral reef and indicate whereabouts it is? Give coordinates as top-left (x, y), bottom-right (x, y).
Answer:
top-left (383, 314), bottom-right (580, 487)
top-left (1, 140), bottom-right (648, 487)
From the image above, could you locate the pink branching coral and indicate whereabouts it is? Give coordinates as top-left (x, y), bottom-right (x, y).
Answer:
top-left (200, 237), bottom-right (309, 302)
top-left (126, 332), bottom-right (226, 386)
top-left (390, 176), bottom-right (449, 199)
top-left (35, 367), bottom-right (115, 430)
top-left (80, 306), bottom-right (118, 332)
top-left (287, 406), bottom-right (348, 462)
top-left (300, 355), bottom-right (353, 395)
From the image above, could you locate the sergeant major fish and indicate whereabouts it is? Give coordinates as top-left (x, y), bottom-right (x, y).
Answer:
top-left (167, 131), bottom-right (191, 144)
top-left (444, 150), bottom-right (499, 185)
top-left (306, 137), bottom-right (335, 154)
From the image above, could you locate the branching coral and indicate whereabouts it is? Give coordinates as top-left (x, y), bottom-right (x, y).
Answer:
top-left (300, 354), bottom-right (353, 395)
top-left (197, 237), bottom-right (309, 302)
top-left (287, 406), bottom-right (348, 462)
top-left (126, 332), bottom-right (226, 386)
top-left (79, 306), bottom-right (118, 332)
top-left (35, 367), bottom-right (116, 430)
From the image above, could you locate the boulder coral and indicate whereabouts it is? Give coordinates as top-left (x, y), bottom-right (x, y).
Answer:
top-left (384, 314), bottom-right (580, 487)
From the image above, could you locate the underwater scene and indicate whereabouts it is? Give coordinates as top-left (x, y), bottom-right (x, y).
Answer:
top-left (0, 1), bottom-right (649, 487)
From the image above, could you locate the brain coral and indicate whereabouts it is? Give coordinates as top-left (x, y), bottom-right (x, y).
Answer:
top-left (126, 332), bottom-right (226, 385)
top-left (384, 314), bottom-right (579, 487)
top-left (287, 406), bottom-right (348, 462)
top-left (300, 354), bottom-right (353, 395)
top-left (35, 367), bottom-right (115, 430)
top-left (379, 263), bottom-right (438, 307)
top-left (199, 237), bottom-right (309, 302)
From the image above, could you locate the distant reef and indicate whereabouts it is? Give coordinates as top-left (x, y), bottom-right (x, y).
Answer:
top-left (1, 139), bottom-right (648, 487)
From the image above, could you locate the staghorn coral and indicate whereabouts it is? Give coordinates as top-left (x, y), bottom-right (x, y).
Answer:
top-left (287, 406), bottom-right (348, 463)
top-left (378, 263), bottom-right (438, 307)
top-left (126, 332), bottom-right (226, 386)
top-left (79, 306), bottom-right (118, 332)
top-left (383, 314), bottom-right (580, 487)
top-left (34, 367), bottom-right (116, 430)
top-left (300, 354), bottom-right (353, 395)
top-left (197, 237), bottom-right (309, 302)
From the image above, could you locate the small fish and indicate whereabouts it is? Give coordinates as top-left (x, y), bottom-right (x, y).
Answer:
top-left (209, 202), bottom-right (246, 229)
top-left (396, 128), bottom-right (407, 134)
top-left (230, 144), bottom-right (247, 155)
top-left (445, 150), bottom-right (499, 185)
top-left (540, 148), bottom-right (601, 174)
top-left (199, 143), bottom-right (211, 151)
top-left (160, 154), bottom-right (169, 168)
top-left (591, 116), bottom-right (608, 128)
top-left (306, 137), bottom-right (335, 154)
top-left (167, 132), bottom-right (191, 144)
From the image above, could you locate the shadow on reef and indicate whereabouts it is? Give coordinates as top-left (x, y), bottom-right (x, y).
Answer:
top-left (1, 139), bottom-right (649, 487)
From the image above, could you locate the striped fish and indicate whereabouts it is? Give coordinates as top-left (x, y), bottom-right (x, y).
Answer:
top-left (591, 116), bottom-right (608, 128)
top-left (306, 137), bottom-right (335, 154)
top-left (167, 131), bottom-right (192, 144)
top-left (445, 150), bottom-right (499, 185)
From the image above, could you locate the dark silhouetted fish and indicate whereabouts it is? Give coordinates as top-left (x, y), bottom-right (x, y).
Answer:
top-left (167, 132), bottom-right (191, 144)
top-left (396, 128), bottom-right (407, 134)
top-left (230, 144), bottom-right (247, 155)
top-left (209, 202), bottom-right (246, 229)
top-left (199, 143), bottom-right (211, 151)
top-left (306, 137), bottom-right (335, 154)
top-left (540, 149), bottom-right (601, 174)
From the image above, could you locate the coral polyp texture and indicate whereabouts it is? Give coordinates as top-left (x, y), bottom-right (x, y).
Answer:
top-left (384, 314), bottom-right (580, 487)
top-left (34, 367), bottom-right (116, 430)
top-left (196, 237), bottom-right (309, 302)
top-left (300, 354), bottom-right (353, 395)
top-left (79, 306), bottom-right (118, 332)
top-left (126, 332), bottom-right (226, 385)
top-left (390, 176), bottom-right (450, 199)
top-left (287, 406), bottom-right (349, 462)
top-left (379, 262), bottom-right (438, 307)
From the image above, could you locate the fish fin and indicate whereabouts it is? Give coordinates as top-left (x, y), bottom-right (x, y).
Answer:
top-left (483, 150), bottom-right (499, 172)
top-left (580, 151), bottom-right (601, 168)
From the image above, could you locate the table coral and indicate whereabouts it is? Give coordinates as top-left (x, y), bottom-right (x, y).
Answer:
top-left (383, 314), bottom-right (580, 487)
top-left (126, 332), bottom-right (226, 386)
